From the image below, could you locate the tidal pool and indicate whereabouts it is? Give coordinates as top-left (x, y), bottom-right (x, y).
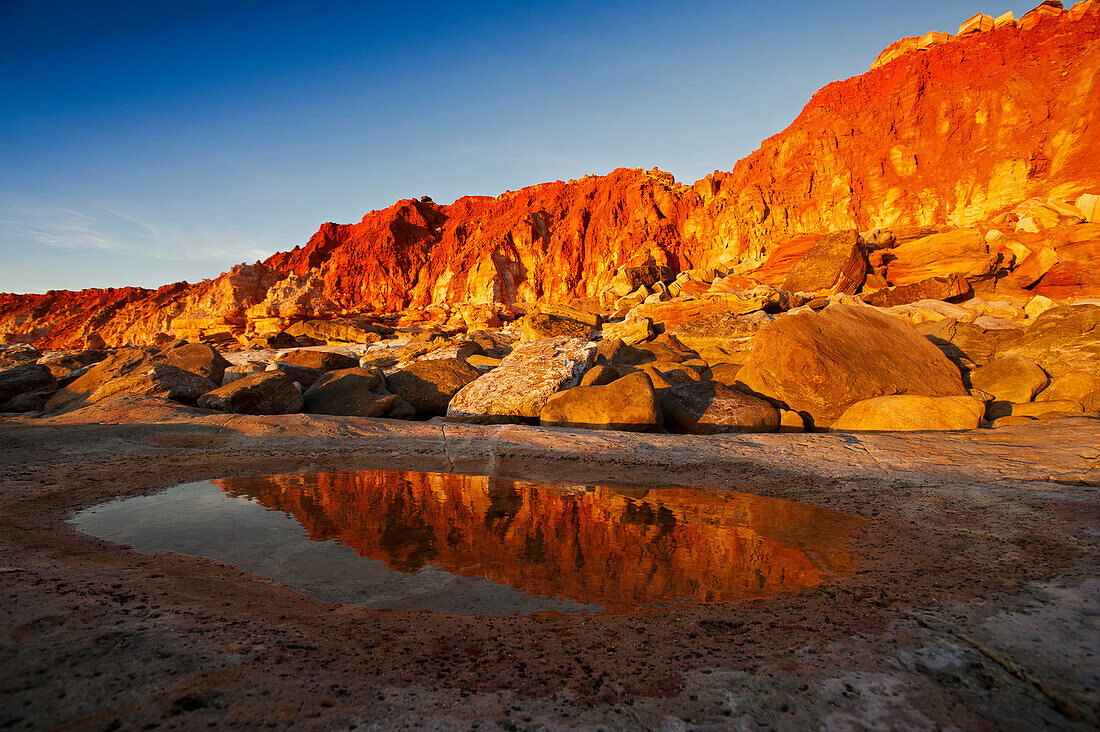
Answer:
top-left (70, 470), bottom-right (864, 616)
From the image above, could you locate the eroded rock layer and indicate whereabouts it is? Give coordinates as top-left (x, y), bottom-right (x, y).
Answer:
top-left (2, 2), bottom-right (1098, 348)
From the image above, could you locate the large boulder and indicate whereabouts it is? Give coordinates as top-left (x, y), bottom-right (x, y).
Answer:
top-left (385, 358), bottom-right (481, 417)
top-left (993, 305), bottom-right (1100, 377)
top-left (0, 362), bottom-right (56, 403)
top-left (832, 395), bottom-right (985, 432)
top-left (737, 304), bottom-right (967, 427)
top-left (88, 364), bottom-right (218, 406)
top-left (539, 372), bottom-right (660, 432)
top-left (302, 368), bottom-right (413, 418)
top-left (0, 345), bottom-right (41, 371)
top-left (968, 357), bottom-right (1049, 403)
top-left (1037, 371), bottom-right (1100, 404)
top-left (161, 342), bottom-right (231, 383)
top-left (659, 381), bottom-right (779, 434)
top-left (447, 337), bottom-right (596, 423)
top-left (198, 371), bottom-right (303, 414)
top-left (44, 349), bottom-right (154, 414)
top-left (276, 349), bottom-right (358, 372)
top-left (781, 230), bottom-right (867, 295)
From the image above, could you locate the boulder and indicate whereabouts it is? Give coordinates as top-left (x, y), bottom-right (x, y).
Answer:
top-left (1024, 295), bottom-right (1056, 319)
top-left (884, 229), bottom-right (1004, 286)
top-left (832, 395), bottom-right (985, 432)
top-left (222, 362), bottom-right (267, 386)
top-left (276, 349), bottom-right (358, 372)
top-left (385, 358), bottom-right (481, 417)
top-left (447, 337), bottom-right (596, 423)
top-left (539, 372), bottom-right (660, 432)
top-left (0, 386), bottom-right (55, 412)
top-left (44, 348), bottom-right (155, 414)
top-left (520, 313), bottom-right (593, 341)
top-left (601, 318), bottom-right (653, 345)
top-left (958, 12), bottom-right (994, 34)
top-left (88, 364), bottom-right (218, 406)
top-left (993, 305), bottom-right (1100, 377)
top-left (1036, 371), bottom-right (1100, 404)
top-left (860, 275), bottom-right (970, 308)
top-left (466, 355), bottom-right (502, 370)
top-left (968, 357), bottom-right (1049, 404)
top-left (737, 304), bottom-right (967, 427)
top-left (0, 363), bottom-right (56, 403)
top-left (918, 319), bottom-right (1010, 370)
top-left (536, 304), bottom-right (600, 327)
top-left (706, 362), bottom-right (743, 389)
top-left (268, 362), bottom-right (323, 390)
top-left (781, 230), bottom-right (867, 295)
top-left (986, 400), bottom-right (1084, 421)
top-left (579, 364), bottom-right (617, 387)
top-left (197, 371), bottom-right (303, 415)
top-left (659, 380), bottom-right (779, 434)
top-left (1012, 246), bottom-right (1060, 288)
top-left (161, 342), bottom-right (231, 383)
top-left (303, 368), bottom-right (412, 419)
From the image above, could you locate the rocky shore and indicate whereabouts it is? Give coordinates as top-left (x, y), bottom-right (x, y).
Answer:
top-left (0, 402), bottom-right (1097, 729)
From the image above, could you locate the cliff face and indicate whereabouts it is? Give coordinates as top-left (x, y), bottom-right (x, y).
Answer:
top-left (3, 1), bottom-right (1098, 348)
top-left (215, 470), bottom-right (863, 611)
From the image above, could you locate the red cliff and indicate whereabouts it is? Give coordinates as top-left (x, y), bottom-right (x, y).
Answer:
top-left (3, 1), bottom-right (1098, 348)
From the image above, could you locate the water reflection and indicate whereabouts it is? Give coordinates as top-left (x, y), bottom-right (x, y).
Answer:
top-left (72, 470), bottom-right (863, 615)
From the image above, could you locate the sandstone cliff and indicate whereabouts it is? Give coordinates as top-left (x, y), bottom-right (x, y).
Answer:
top-left (2, 1), bottom-right (1098, 348)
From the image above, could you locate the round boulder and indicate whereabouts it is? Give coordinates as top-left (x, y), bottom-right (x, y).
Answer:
top-left (539, 372), bottom-right (660, 432)
top-left (831, 395), bottom-right (985, 432)
top-left (968, 356), bottom-right (1048, 404)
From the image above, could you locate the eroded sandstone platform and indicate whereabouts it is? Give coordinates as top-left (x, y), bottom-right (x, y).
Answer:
top-left (0, 401), bottom-right (1096, 729)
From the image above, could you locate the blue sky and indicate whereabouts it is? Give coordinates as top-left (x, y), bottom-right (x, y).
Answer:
top-left (0, 1), bottom-right (1042, 293)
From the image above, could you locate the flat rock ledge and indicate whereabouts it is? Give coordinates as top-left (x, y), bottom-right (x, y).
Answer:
top-left (0, 397), bottom-right (1097, 730)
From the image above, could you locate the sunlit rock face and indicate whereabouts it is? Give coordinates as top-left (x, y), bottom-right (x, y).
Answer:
top-left (215, 470), bottom-right (863, 611)
top-left (2, 4), bottom-right (1098, 348)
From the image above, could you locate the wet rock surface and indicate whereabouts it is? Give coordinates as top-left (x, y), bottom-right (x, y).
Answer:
top-left (0, 400), bottom-right (1096, 729)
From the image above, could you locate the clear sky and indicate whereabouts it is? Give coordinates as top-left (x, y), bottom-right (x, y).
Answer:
top-left (0, 1), bottom-right (1044, 293)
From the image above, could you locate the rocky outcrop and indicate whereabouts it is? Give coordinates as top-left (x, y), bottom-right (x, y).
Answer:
top-left (1, 3), bottom-right (1098, 348)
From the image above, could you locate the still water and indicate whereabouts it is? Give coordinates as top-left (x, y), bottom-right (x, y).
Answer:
top-left (70, 470), bottom-right (863, 616)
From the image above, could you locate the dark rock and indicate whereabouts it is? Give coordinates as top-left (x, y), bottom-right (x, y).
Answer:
top-left (0, 363), bottom-right (56, 402)
top-left (385, 358), bottom-right (482, 417)
top-left (277, 349), bottom-right (358, 372)
top-left (197, 371), bottom-right (303, 414)
top-left (303, 368), bottom-right (411, 418)
top-left (162, 342), bottom-right (231, 383)
top-left (269, 362), bottom-right (323, 390)
top-left (88, 364), bottom-right (218, 406)
top-left (659, 381), bottom-right (779, 434)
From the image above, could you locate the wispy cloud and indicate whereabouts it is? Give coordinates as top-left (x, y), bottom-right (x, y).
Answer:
top-left (0, 199), bottom-right (276, 264)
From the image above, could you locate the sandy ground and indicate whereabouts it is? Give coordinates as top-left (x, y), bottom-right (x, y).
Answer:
top-left (0, 396), bottom-right (1097, 730)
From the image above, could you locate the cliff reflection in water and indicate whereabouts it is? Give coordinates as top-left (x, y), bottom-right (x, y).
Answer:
top-left (215, 470), bottom-right (863, 612)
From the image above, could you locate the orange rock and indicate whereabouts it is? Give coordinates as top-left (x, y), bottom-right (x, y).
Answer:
top-left (2, 5), bottom-right (1099, 348)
